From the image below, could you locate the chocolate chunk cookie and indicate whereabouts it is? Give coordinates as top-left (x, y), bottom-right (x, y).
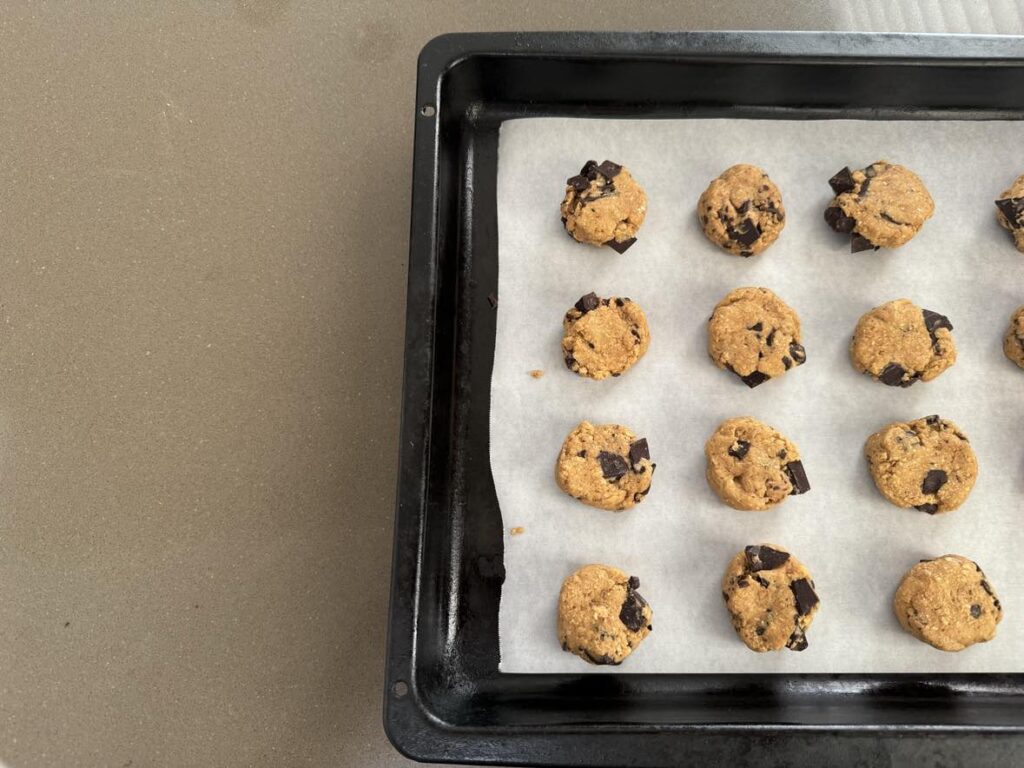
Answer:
top-left (722, 544), bottom-right (820, 652)
top-left (864, 415), bottom-right (977, 514)
top-left (1003, 305), bottom-right (1024, 369)
top-left (562, 292), bottom-right (650, 379)
top-left (697, 164), bottom-right (786, 257)
top-left (894, 555), bottom-right (1002, 651)
top-left (824, 161), bottom-right (934, 251)
top-left (850, 299), bottom-right (956, 387)
top-left (556, 421), bottom-right (654, 511)
top-left (560, 160), bottom-right (647, 252)
top-left (995, 173), bottom-right (1024, 252)
top-left (708, 287), bottom-right (806, 388)
top-left (705, 417), bottom-right (809, 511)
top-left (558, 564), bottom-right (653, 665)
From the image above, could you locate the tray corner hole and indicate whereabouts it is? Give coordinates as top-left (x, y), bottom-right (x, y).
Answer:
top-left (419, 104), bottom-right (435, 118)
top-left (392, 680), bottom-right (409, 698)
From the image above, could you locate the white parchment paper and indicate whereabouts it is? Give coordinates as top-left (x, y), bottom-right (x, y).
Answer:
top-left (492, 118), bottom-right (1024, 674)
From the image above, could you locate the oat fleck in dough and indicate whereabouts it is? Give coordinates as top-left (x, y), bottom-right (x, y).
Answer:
top-left (721, 544), bottom-right (820, 652)
top-left (697, 164), bottom-right (786, 256)
top-left (995, 173), bottom-right (1024, 252)
top-left (1003, 305), bottom-right (1024, 369)
top-left (555, 421), bottom-right (654, 511)
top-left (894, 555), bottom-right (1002, 651)
top-left (850, 299), bottom-right (956, 387)
top-left (865, 415), bottom-right (978, 515)
top-left (560, 160), bottom-right (647, 252)
top-left (824, 161), bottom-right (934, 251)
top-left (704, 417), bottom-right (809, 511)
top-left (558, 564), bottom-right (653, 665)
top-left (561, 292), bottom-right (650, 379)
top-left (708, 287), bottom-right (805, 388)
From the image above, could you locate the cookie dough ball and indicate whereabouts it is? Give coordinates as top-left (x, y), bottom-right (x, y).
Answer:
top-left (708, 287), bottom-right (806, 388)
top-left (1003, 305), bottom-right (1024, 368)
top-left (850, 299), bottom-right (956, 387)
top-left (562, 292), bottom-right (650, 379)
top-left (556, 421), bottom-right (654, 511)
top-left (995, 174), bottom-right (1024, 252)
top-left (824, 161), bottom-right (934, 251)
top-left (558, 564), bottom-right (653, 665)
top-left (894, 555), bottom-right (1002, 651)
top-left (697, 164), bottom-right (786, 257)
top-left (722, 544), bottom-right (820, 652)
top-left (704, 417), bottom-right (809, 511)
top-left (865, 415), bottom-right (977, 514)
top-left (560, 160), bottom-right (647, 251)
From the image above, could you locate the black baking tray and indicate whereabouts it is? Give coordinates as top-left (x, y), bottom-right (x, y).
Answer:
top-left (384, 32), bottom-right (1024, 766)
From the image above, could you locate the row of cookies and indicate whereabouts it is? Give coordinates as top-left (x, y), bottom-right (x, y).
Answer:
top-left (558, 414), bottom-right (976, 515)
top-left (557, 549), bottom-right (1002, 665)
top-left (560, 158), bottom-right (1024, 255)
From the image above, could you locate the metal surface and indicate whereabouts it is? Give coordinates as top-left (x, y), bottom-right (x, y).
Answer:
top-left (1, 3), bottom-right (1023, 768)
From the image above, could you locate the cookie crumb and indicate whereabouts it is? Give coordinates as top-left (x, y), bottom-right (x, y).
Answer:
top-left (509, 526), bottom-right (525, 536)
top-left (528, 369), bottom-right (544, 379)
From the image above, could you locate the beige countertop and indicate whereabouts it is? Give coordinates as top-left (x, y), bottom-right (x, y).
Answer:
top-left (1, 3), bottom-right (1021, 767)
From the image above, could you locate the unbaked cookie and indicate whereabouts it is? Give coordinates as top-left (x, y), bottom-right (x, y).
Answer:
top-left (704, 417), bottom-right (809, 511)
top-left (697, 164), bottom-right (786, 256)
top-left (1003, 305), bottom-right (1024, 369)
top-left (893, 555), bottom-right (1002, 651)
top-left (708, 287), bottom-right (806, 388)
top-left (995, 173), bottom-right (1024, 252)
top-left (562, 292), bottom-right (650, 379)
top-left (721, 544), bottom-right (820, 652)
top-left (556, 421), bottom-right (654, 511)
top-left (560, 160), bottom-right (647, 252)
top-left (850, 299), bottom-right (956, 387)
top-left (824, 161), bottom-right (934, 251)
top-left (558, 564), bottom-right (653, 665)
top-left (864, 415), bottom-right (977, 514)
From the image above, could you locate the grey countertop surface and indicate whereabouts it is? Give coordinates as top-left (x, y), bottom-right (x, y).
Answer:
top-left (2, 2), bottom-right (1022, 767)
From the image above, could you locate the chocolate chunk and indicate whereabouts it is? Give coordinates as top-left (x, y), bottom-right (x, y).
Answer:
top-left (782, 356), bottom-right (792, 370)
top-left (788, 341), bottom-right (806, 365)
top-left (996, 197), bottom-right (1024, 227)
top-left (596, 160), bottom-right (622, 180)
top-left (921, 469), bottom-right (948, 494)
top-left (786, 627), bottom-right (809, 651)
top-left (748, 322), bottom-right (763, 332)
top-left (790, 579), bottom-right (819, 616)
top-left (879, 362), bottom-right (907, 387)
top-left (598, 451), bottom-right (628, 480)
top-left (579, 160), bottom-right (599, 178)
top-left (487, 293), bottom-right (498, 309)
top-left (563, 352), bottom-right (576, 370)
top-left (737, 200), bottom-right (751, 214)
top-left (785, 461), bottom-right (810, 495)
top-left (737, 577), bottom-right (749, 588)
top-left (828, 167), bottom-right (856, 194)
top-left (858, 177), bottom-right (873, 198)
top-left (915, 503), bottom-right (939, 514)
top-left (755, 626), bottom-right (766, 636)
top-left (925, 415), bottom-right (941, 426)
top-left (970, 604), bottom-right (982, 619)
top-left (739, 370), bottom-right (770, 388)
top-left (628, 575), bottom-right (640, 590)
top-left (619, 587), bottom-right (648, 632)
top-left (605, 237), bottom-right (637, 254)
top-left (752, 574), bottom-right (770, 588)
top-left (584, 650), bottom-right (621, 666)
top-left (765, 328), bottom-right (776, 347)
top-left (614, 298), bottom-right (625, 307)
top-left (728, 440), bottom-right (750, 460)
top-left (825, 206), bottom-right (856, 233)
top-left (864, 164), bottom-right (879, 178)
top-left (745, 545), bottom-right (791, 572)
top-left (576, 450), bottom-right (587, 458)
top-left (574, 292), bottom-right (600, 314)
top-left (729, 219), bottom-right (762, 247)
top-left (778, 449), bottom-right (787, 460)
top-left (568, 174), bottom-right (590, 192)
top-left (850, 233), bottom-right (877, 253)
top-left (922, 308), bottom-right (953, 336)
top-left (628, 438), bottom-right (650, 466)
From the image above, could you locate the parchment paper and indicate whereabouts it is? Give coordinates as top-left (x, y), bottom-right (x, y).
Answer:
top-left (492, 118), bottom-right (1024, 673)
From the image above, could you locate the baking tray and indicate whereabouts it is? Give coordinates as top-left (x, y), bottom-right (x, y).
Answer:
top-left (384, 32), bottom-right (1024, 766)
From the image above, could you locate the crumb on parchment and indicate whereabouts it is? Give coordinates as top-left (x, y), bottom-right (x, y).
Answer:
top-left (509, 526), bottom-right (525, 536)
top-left (529, 370), bottom-right (544, 379)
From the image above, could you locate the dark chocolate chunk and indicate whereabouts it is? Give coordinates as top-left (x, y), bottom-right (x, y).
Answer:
top-left (790, 578), bottom-right (820, 616)
top-left (752, 574), bottom-right (770, 588)
top-left (737, 577), bottom-right (749, 588)
top-left (598, 451), bottom-right (628, 480)
top-left (766, 328), bottom-right (776, 347)
top-left (858, 178), bottom-right (872, 198)
top-left (579, 160), bottom-right (599, 178)
top-left (971, 604), bottom-right (982, 619)
top-left (915, 503), bottom-right (939, 514)
top-left (745, 545), bottom-right (791, 572)
top-left (828, 167), bottom-right (856, 194)
top-left (739, 370), bottom-right (770, 388)
top-left (786, 627), bottom-right (809, 651)
top-left (737, 200), bottom-right (751, 214)
top-left (922, 308), bottom-right (953, 336)
top-left (778, 449), bottom-right (787, 460)
top-left (921, 469), bottom-right (948, 494)
top-left (755, 626), bottom-right (766, 636)
top-left (728, 440), bottom-right (750, 460)
top-left (785, 461), bottom-right (810, 495)
top-left (748, 322), bottom-right (763, 332)
top-left (864, 163), bottom-right (879, 178)
top-left (850, 233), bottom-right (877, 253)
top-left (788, 341), bottom-right (806, 365)
top-left (825, 205), bottom-right (856, 233)
top-left (596, 160), bottom-right (622, 180)
top-left (614, 298), bottom-right (625, 307)
top-left (879, 362), bottom-right (907, 387)
top-left (584, 650), bottom-right (621, 666)
top-left (729, 218), bottom-right (762, 247)
top-left (568, 174), bottom-right (590, 192)
top-left (606, 237), bottom-right (637, 254)
top-left (487, 293), bottom-right (498, 309)
top-left (628, 575), bottom-right (640, 590)
top-left (782, 356), bottom-right (792, 370)
top-left (576, 450), bottom-right (587, 458)
top-left (628, 438), bottom-right (650, 466)
top-left (925, 415), bottom-right (941, 426)
top-left (574, 292), bottom-right (600, 314)
top-left (563, 352), bottom-right (576, 370)
top-left (619, 586), bottom-right (648, 632)
top-left (996, 197), bottom-right (1024, 227)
